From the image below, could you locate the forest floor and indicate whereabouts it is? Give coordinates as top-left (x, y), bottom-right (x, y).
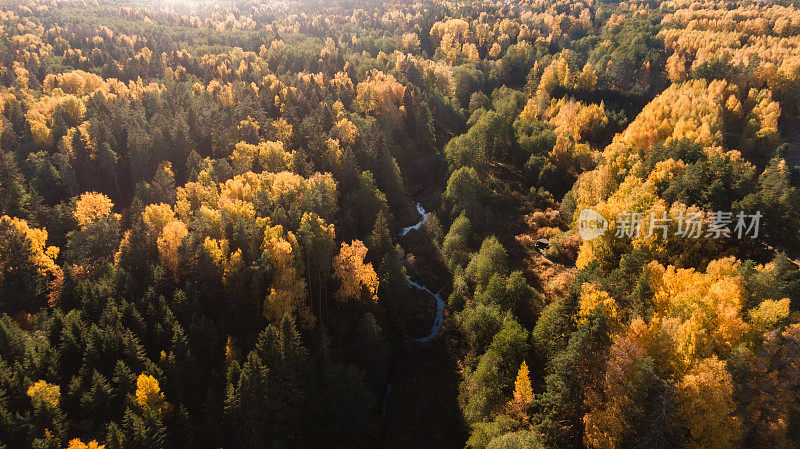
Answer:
top-left (382, 319), bottom-right (467, 448)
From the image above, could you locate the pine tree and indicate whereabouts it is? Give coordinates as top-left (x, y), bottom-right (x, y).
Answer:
top-left (508, 361), bottom-right (533, 424)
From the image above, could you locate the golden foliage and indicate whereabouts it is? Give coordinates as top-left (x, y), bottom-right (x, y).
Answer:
top-left (647, 257), bottom-right (749, 363)
top-left (508, 361), bottom-right (534, 423)
top-left (430, 18), bottom-right (478, 62)
top-left (157, 220), bottom-right (188, 278)
top-left (572, 146), bottom-right (754, 270)
top-left (678, 357), bottom-right (742, 449)
top-left (74, 192), bottom-right (115, 227)
top-left (538, 53), bottom-right (597, 94)
top-left (332, 117), bottom-right (358, 146)
top-left (333, 240), bottom-right (378, 303)
top-left (512, 361), bottom-right (533, 405)
top-left (230, 140), bottom-right (293, 174)
top-left (578, 283), bottom-right (621, 332)
top-left (0, 215), bottom-right (63, 305)
top-left (749, 298), bottom-right (791, 335)
top-left (27, 380), bottom-right (60, 408)
top-left (65, 439), bottom-right (106, 449)
top-left (542, 97), bottom-right (608, 143)
top-left (585, 253), bottom-right (793, 448)
top-left (262, 224), bottom-right (313, 326)
top-left (356, 70), bottom-right (406, 123)
top-left (616, 79), bottom-right (779, 155)
top-left (142, 202), bottom-right (175, 233)
top-left (659, 1), bottom-right (800, 92)
top-left (43, 70), bottom-right (105, 96)
top-left (135, 374), bottom-right (167, 414)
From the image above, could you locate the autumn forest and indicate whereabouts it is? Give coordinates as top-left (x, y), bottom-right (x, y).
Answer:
top-left (1, 0), bottom-right (800, 448)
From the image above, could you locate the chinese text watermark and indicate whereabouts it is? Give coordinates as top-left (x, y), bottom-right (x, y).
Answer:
top-left (578, 209), bottom-right (762, 241)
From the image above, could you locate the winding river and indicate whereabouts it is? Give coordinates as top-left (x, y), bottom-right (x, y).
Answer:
top-left (399, 203), bottom-right (446, 343)
top-left (381, 203), bottom-right (447, 424)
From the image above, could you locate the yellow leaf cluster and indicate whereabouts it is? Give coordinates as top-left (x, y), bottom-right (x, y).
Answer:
top-left (541, 97), bottom-right (608, 143)
top-left (616, 79), bottom-right (779, 155)
top-left (0, 216), bottom-right (63, 305)
top-left (74, 192), bottom-right (115, 227)
top-left (157, 220), bottom-right (188, 278)
top-left (508, 360), bottom-right (534, 422)
top-left (660, 0), bottom-right (800, 90)
top-left (142, 203), bottom-right (176, 239)
top-left (538, 54), bottom-right (597, 94)
top-left (230, 140), bottom-right (292, 174)
top-left (43, 70), bottom-right (105, 96)
top-left (332, 117), bottom-right (358, 146)
top-left (578, 283), bottom-right (621, 332)
top-left (27, 380), bottom-right (60, 408)
top-left (135, 374), bottom-right (166, 414)
top-left (66, 439), bottom-right (105, 449)
top-left (356, 70), bottom-right (406, 122)
top-left (430, 19), bottom-right (478, 62)
top-left (333, 240), bottom-right (378, 303)
top-left (262, 224), bottom-right (312, 325)
top-left (647, 257), bottom-right (749, 362)
top-left (678, 357), bottom-right (741, 449)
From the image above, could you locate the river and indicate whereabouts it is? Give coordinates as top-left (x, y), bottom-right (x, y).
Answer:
top-left (398, 203), bottom-right (446, 342)
top-left (381, 203), bottom-right (447, 424)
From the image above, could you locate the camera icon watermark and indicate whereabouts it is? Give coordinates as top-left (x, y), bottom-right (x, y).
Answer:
top-left (578, 209), bottom-right (609, 241)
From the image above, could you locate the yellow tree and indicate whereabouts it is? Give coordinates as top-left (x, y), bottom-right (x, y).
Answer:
top-left (135, 374), bottom-right (167, 415)
top-left (66, 439), bottom-right (105, 449)
top-left (27, 380), bottom-right (60, 408)
top-left (333, 240), bottom-right (378, 303)
top-left (262, 224), bottom-right (313, 327)
top-left (157, 220), bottom-right (188, 279)
top-left (508, 361), bottom-right (533, 424)
top-left (578, 283), bottom-right (621, 333)
top-left (356, 70), bottom-right (406, 127)
top-left (142, 203), bottom-right (176, 240)
top-left (679, 357), bottom-right (741, 449)
top-left (73, 192), bottom-right (115, 228)
top-left (0, 216), bottom-right (63, 308)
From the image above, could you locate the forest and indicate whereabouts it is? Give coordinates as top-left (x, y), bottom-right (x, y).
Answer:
top-left (1, 0), bottom-right (800, 447)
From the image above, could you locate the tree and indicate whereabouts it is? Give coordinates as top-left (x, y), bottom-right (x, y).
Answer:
top-left (461, 316), bottom-right (529, 423)
top-left (356, 70), bottom-right (406, 131)
top-left (297, 212), bottom-right (336, 316)
top-left (66, 439), bottom-right (105, 449)
top-left (588, 18), bottom-right (666, 95)
top-left (584, 324), bottom-right (686, 449)
top-left (74, 192), bottom-right (115, 227)
top-left (0, 216), bottom-right (62, 310)
top-left (678, 357), bottom-right (741, 449)
top-left (135, 374), bottom-right (167, 416)
top-left (353, 312), bottom-right (389, 392)
top-left (445, 110), bottom-right (515, 169)
top-left (536, 312), bottom-right (611, 448)
top-left (508, 361), bottom-right (533, 423)
top-left (333, 240), bottom-right (378, 303)
top-left (157, 220), bottom-right (188, 279)
top-left (443, 213), bottom-right (472, 270)
top-left (444, 166), bottom-right (484, 221)
top-left (224, 353), bottom-right (271, 448)
top-left (486, 430), bottom-right (545, 449)
top-left (26, 380), bottom-right (66, 446)
top-left (66, 192), bottom-right (121, 267)
top-left (262, 224), bottom-right (313, 327)
top-left (465, 236), bottom-right (508, 288)
top-left (27, 381), bottom-right (60, 409)
top-left (0, 151), bottom-right (28, 216)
